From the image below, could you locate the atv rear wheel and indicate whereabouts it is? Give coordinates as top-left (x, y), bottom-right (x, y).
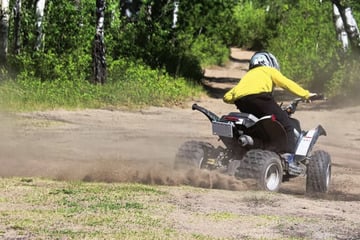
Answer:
top-left (237, 150), bottom-right (283, 192)
top-left (174, 141), bottom-right (215, 170)
top-left (306, 150), bottom-right (331, 193)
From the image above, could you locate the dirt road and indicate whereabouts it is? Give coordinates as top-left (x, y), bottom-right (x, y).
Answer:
top-left (1, 49), bottom-right (360, 239)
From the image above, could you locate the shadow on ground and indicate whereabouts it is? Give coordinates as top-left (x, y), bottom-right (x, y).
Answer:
top-left (201, 78), bottom-right (234, 99)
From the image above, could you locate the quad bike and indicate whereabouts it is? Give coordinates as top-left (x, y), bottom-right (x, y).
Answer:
top-left (174, 95), bottom-right (331, 193)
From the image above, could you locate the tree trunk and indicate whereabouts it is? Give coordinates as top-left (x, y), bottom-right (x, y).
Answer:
top-left (120, 0), bottom-right (141, 21)
top-left (0, 0), bottom-right (9, 66)
top-left (343, 7), bottom-right (360, 47)
top-left (92, 0), bottom-right (106, 84)
top-left (35, 0), bottom-right (46, 51)
top-left (333, 3), bottom-right (349, 51)
top-left (172, 0), bottom-right (179, 29)
top-left (13, 0), bottom-right (22, 54)
top-left (121, 0), bottom-right (132, 18)
top-left (331, 0), bottom-right (360, 51)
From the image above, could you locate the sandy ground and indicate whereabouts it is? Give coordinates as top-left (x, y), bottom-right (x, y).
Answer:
top-left (1, 48), bottom-right (360, 239)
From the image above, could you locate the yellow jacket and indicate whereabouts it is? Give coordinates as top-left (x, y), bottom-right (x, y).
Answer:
top-left (223, 66), bottom-right (310, 104)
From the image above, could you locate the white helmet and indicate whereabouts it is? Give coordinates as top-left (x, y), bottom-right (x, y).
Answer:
top-left (249, 51), bottom-right (280, 70)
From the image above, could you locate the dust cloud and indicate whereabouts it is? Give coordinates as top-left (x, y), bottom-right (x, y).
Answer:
top-left (0, 111), bottom-right (253, 191)
top-left (1, 98), bottom-right (360, 197)
top-left (55, 158), bottom-right (255, 192)
top-left (0, 154), bottom-right (254, 191)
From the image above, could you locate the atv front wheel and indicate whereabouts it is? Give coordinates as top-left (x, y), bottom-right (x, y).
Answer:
top-left (306, 150), bottom-right (331, 193)
top-left (174, 141), bottom-right (215, 170)
top-left (238, 150), bottom-right (283, 192)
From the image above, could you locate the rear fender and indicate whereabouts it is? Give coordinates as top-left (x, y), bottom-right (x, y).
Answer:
top-left (295, 125), bottom-right (327, 159)
top-left (246, 116), bottom-right (288, 152)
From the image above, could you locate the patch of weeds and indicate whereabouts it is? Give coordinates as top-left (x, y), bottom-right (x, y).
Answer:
top-left (10, 224), bottom-right (25, 231)
top-left (115, 228), bottom-right (180, 240)
top-left (276, 216), bottom-right (315, 239)
top-left (49, 188), bottom-right (75, 195)
top-left (258, 214), bottom-right (280, 221)
top-left (124, 202), bottom-right (144, 209)
top-left (89, 201), bottom-right (144, 211)
top-left (120, 184), bottom-right (166, 195)
top-left (206, 211), bottom-right (238, 221)
top-left (46, 229), bottom-right (103, 239)
top-left (191, 233), bottom-right (217, 240)
top-left (242, 193), bottom-right (279, 208)
top-left (20, 178), bottom-right (33, 183)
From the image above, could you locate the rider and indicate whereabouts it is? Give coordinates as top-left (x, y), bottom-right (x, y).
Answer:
top-left (223, 51), bottom-right (316, 174)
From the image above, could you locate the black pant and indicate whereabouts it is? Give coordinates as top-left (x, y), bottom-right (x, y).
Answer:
top-left (235, 93), bottom-right (296, 153)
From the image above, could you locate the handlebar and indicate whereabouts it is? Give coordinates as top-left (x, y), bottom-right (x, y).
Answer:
top-left (192, 103), bottom-right (220, 122)
top-left (308, 93), bottom-right (326, 102)
top-left (282, 94), bottom-right (326, 115)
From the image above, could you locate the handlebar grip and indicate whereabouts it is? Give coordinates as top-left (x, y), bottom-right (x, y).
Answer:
top-left (309, 93), bottom-right (326, 101)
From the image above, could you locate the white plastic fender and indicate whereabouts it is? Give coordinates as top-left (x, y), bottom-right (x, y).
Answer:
top-left (295, 129), bottom-right (316, 156)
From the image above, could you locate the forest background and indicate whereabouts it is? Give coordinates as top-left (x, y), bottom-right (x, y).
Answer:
top-left (0, 0), bottom-right (360, 111)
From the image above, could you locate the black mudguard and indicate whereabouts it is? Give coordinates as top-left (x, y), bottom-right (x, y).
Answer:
top-left (192, 103), bottom-right (220, 122)
top-left (245, 116), bottom-right (288, 152)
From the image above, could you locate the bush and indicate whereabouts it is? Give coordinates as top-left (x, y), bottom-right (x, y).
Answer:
top-left (268, 0), bottom-right (339, 91)
top-left (107, 58), bottom-right (203, 106)
top-left (326, 55), bottom-right (360, 98)
top-left (191, 35), bottom-right (230, 67)
top-left (232, 1), bottom-right (268, 49)
top-left (0, 59), bottom-right (203, 111)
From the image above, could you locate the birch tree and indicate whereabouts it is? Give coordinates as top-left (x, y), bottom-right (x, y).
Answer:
top-left (13, 0), bottom-right (21, 54)
top-left (0, 0), bottom-right (9, 65)
top-left (172, 0), bottom-right (179, 28)
top-left (92, 0), bottom-right (106, 84)
top-left (331, 0), bottom-right (360, 51)
top-left (121, 0), bottom-right (141, 20)
top-left (35, 0), bottom-right (46, 51)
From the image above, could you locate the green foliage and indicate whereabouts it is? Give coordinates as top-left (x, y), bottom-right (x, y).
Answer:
top-left (11, 50), bottom-right (92, 83)
top-left (190, 35), bottom-right (230, 67)
top-left (174, 0), bottom-right (236, 67)
top-left (326, 55), bottom-right (360, 97)
top-left (44, 0), bottom-right (95, 55)
top-left (0, 77), bottom-right (101, 110)
top-left (265, 0), bottom-right (360, 98)
top-left (268, 1), bottom-right (341, 90)
top-left (106, 58), bottom-right (203, 107)
top-left (106, 0), bottom-right (208, 80)
top-left (229, 0), bottom-right (288, 50)
top-left (3, 0), bottom-right (360, 108)
top-left (6, 0), bottom-right (95, 83)
top-left (231, 1), bottom-right (269, 49)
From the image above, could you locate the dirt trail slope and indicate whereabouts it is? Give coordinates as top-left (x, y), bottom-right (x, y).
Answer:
top-left (1, 48), bottom-right (360, 239)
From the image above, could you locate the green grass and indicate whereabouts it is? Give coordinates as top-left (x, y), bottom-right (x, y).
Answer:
top-left (205, 212), bottom-right (238, 221)
top-left (1, 178), bottom-right (241, 239)
top-left (0, 60), bottom-right (204, 111)
top-left (0, 178), bottom-right (171, 239)
top-left (0, 178), bottom-right (232, 240)
top-left (0, 177), bottom-right (341, 240)
top-left (0, 77), bottom-right (203, 111)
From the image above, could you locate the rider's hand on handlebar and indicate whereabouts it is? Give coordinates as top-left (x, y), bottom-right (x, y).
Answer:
top-left (309, 92), bottom-right (318, 98)
top-left (307, 93), bottom-right (318, 102)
